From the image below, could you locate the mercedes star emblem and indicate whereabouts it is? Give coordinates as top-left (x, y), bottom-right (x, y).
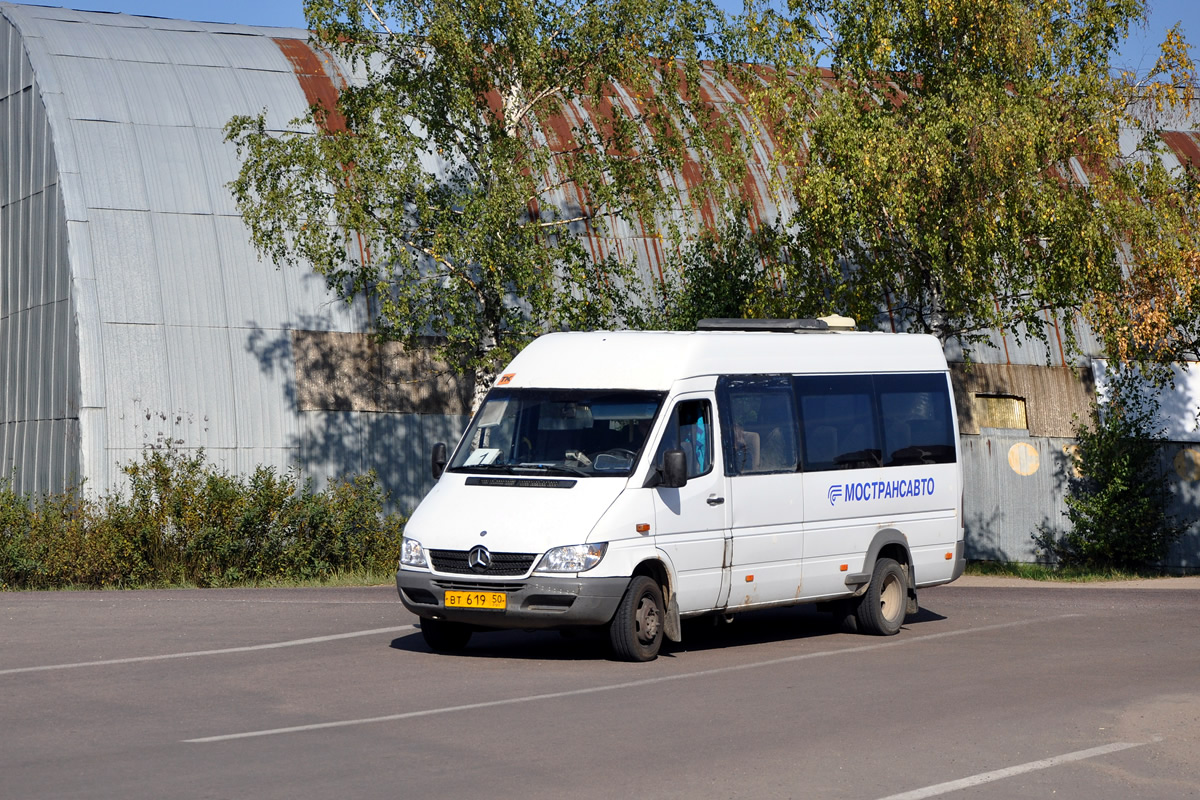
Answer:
top-left (467, 545), bottom-right (492, 573)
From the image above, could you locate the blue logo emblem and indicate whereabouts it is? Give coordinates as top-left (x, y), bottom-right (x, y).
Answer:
top-left (828, 477), bottom-right (936, 506)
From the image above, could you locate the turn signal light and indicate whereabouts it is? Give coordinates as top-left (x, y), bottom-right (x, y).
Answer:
top-left (945, 552), bottom-right (953, 560)
top-left (636, 523), bottom-right (650, 534)
top-left (745, 574), bottom-right (754, 582)
top-left (839, 564), bottom-right (848, 572)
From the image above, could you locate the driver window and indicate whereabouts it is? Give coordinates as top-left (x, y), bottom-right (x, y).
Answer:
top-left (654, 400), bottom-right (713, 478)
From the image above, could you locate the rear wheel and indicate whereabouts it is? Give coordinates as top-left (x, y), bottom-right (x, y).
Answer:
top-left (854, 557), bottom-right (907, 636)
top-left (609, 576), bottom-right (664, 662)
top-left (420, 618), bottom-right (473, 652)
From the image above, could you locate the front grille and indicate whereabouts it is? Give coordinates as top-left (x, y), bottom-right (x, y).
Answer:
top-left (433, 580), bottom-right (526, 592)
top-left (429, 549), bottom-right (537, 576)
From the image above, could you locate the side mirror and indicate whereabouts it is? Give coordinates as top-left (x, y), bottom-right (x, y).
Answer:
top-left (662, 449), bottom-right (688, 489)
top-left (431, 442), bottom-right (448, 479)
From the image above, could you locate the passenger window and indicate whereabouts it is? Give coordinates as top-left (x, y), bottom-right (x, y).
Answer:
top-left (877, 374), bottom-right (957, 465)
top-left (718, 376), bottom-right (799, 475)
top-left (654, 400), bottom-right (713, 478)
top-left (794, 375), bottom-right (881, 471)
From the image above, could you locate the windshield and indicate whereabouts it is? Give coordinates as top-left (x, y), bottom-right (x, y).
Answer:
top-left (449, 389), bottom-right (665, 477)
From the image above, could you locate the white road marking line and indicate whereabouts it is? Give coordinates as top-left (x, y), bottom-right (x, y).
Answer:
top-left (0, 625), bottom-right (416, 676)
top-left (187, 599), bottom-right (398, 605)
top-left (186, 614), bottom-right (1081, 743)
top-left (874, 740), bottom-right (1154, 800)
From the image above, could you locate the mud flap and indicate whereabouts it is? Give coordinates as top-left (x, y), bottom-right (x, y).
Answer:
top-left (905, 565), bottom-right (919, 616)
top-left (664, 591), bottom-right (682, 643)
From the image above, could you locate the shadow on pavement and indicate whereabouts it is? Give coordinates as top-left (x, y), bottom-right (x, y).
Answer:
top-left (388, 602), bottom-right (949, 662)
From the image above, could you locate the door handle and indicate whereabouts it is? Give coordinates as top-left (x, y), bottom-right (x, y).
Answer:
top-left (707, 495), bottom-right (725, 506)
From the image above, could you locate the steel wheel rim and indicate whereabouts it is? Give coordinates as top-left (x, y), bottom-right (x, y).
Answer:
top-left (634, 594), bottom-right (660, 643)
top-left (880, 573), bottom-right (904, 623)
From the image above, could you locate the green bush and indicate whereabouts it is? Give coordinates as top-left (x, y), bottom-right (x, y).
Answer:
top-left (0, 446), bottom-right (406, 590)
top-left (1033, 367), bottom-right (1187, 571)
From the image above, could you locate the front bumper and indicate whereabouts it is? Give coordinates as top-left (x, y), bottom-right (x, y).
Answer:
top-left (396, 569), bottom-right (629, 629)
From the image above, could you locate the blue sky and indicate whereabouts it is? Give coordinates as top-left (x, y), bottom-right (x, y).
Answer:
top-left (38, 0), bottom-right (1200, 76)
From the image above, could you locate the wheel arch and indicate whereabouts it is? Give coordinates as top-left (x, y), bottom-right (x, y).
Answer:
top-left (845, 529), bottom-right (913, 597)
top-left (632, 557), bottom-right (681, 643)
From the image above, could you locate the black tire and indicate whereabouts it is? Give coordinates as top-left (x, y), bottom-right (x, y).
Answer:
top-left (421, 618), bottom-right (473, 652)
top-left (854, 557), bottom-right (907, 636)
top-left (609, 576), bottom-right (665, 662)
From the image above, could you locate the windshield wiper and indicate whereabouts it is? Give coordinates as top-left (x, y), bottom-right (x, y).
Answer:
top-left (513, 463), bottom-right (591, 477)
top-left (449, 463), bottom-right (517, 474)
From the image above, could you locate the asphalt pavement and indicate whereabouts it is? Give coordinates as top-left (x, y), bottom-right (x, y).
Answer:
top-left (1, 579), bottom-right (1197, 799)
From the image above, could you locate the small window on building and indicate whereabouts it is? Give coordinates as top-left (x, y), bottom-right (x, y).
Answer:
top-left (974, 394), bottom-right (1028, 430)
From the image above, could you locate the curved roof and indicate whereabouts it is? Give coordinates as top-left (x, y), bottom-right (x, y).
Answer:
top-left (0, 2), bottom-right (379, 497)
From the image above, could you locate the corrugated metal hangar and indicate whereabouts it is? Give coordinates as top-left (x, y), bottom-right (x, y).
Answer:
top-left (0, 2), bottom-right (1197, 567)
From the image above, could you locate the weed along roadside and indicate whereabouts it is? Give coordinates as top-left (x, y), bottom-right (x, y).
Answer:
top-left (0, 446), bottom-right (406, 591)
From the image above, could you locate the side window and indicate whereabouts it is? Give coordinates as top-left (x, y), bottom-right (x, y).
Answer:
top-left (795, 375), bottom-right (881, 471)
top-left (718, 376), bottom-right (799, 476)
top-left (877, 373), bottom-right (957, 465)
top-left (654, 400), bottom-right (713, 478)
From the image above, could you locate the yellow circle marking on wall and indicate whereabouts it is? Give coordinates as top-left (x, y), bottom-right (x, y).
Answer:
top-left (1008, 442), bottom-right (1040, 476)
top-left (1173, 448), bottom-right (1200, 481)
top-left (1061, 444), bottom-right (1083, 479)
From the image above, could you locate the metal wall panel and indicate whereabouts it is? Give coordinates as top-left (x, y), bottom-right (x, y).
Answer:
top-left (228, 326), bottom-right (298, 449)
top-left (100, 321), bottom-right (170, 450)
top-left (86, 208), bottom-right (163, 324)
top-left (71, 119), bottom-right (149, 210)
top-left (48, 55), bottom-right (129, 122)
top-left (232, 446), bottom-right (300, 482)
top-left (132, 29), bottom-right (234, 68)
top-left (213, 215), bottom-right (292, 329)
top-left (77, 405), bottom-right (108, 494)
top-left (84, 21), bottom-right (174, 63)
top-left (136, 126), bottom-right (216, 214)
top-left (232, 67), bottom-right (312, 132)
top-left (112, 61), bottom-right (192, 126)
top-left (152, 213), bottom-right (227, 327)
top-left (961, 432), bottom-right (1073, 563)
top-left (210, 31), bottom-right (300, 72)
top-left (28, 18), bottom-right (112, 59)
top-left (194, 129), bottom-right (243, 216)
top-left (163, 325), bottom-right (237, 450)
top-left (173, 64), bottom-right (251, 131)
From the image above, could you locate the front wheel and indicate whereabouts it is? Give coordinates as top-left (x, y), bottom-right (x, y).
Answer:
top-left (609, 576), bottom-right (665, 662)
top-left (421, 618), bottom-right (473, 653)
top-left (854, 557), bottom-right (907, 636)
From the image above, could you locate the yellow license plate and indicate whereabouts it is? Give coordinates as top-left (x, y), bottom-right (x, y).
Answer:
top-left (444, 590), bottom-right (507, 610)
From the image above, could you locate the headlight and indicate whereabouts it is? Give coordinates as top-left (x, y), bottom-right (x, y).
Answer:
top-left (400, 536), bottom-right (428, 568)
top-left (536, 542), bottom-right (608, 573)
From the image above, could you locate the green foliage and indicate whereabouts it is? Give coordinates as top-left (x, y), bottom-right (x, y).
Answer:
top-left (966, 560), bottom-right (1159, 582)
top-left (639, 207), bottom-right (792, 330)
top-left (1033, 368), bottom-right (1187, 571)
top-left (0, 448), bottom-right (405, 590)
top-left (227, 0), bottom-right (743, 384)
top-left (729, 0), bottom-right (1200, 369)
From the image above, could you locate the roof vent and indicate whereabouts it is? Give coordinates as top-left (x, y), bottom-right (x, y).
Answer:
top-left (696, 318), bottom-right (829, 333)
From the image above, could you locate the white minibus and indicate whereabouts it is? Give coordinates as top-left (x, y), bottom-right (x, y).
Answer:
top-left (396, 319), bottom-right (965, 660)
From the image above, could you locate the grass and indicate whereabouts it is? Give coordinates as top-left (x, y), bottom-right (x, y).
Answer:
top-left (6, 569), bottom-right (397, 592)
top-left (965, 560), bottom-right (1175, 582)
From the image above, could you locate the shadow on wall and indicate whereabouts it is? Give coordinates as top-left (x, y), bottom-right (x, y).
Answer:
top-left (964, 432), bottom-right (1200, 571)
top-left (245, 319), bottom-right (472, 512)
top-left (962, 433), bottom-right (1073, 563)
top-left (1161, 444), bottom-right (1200, 572)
